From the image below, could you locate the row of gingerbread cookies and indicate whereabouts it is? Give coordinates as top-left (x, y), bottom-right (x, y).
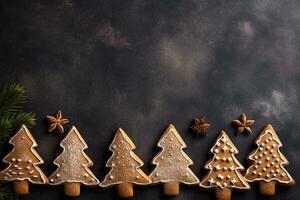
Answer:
top-left (0, 123), bottom-right (295, 200)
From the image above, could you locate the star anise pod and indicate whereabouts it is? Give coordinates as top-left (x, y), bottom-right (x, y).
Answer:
top-left (232, 113), bottom-right (255, 135)
top-left (191, 117), bottom-right (210, 136)
top-left (46, 111), bottom-right (69, 134)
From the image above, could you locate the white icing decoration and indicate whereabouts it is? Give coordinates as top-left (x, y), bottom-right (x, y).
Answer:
top-left (215, 165), bottom-right (221, 171)
top-left (217, 174), bottom-right (224, 180)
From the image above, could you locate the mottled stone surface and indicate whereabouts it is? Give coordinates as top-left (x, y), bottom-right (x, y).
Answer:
top-left (0, 1), bottom-right (299, 199)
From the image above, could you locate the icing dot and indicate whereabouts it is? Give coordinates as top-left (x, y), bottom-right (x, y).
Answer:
top-left (275, 165), bottom-right (279, 168)
top-left (223, 167), bottom-right (228, 171)
top-left (259, 154), bottom-right (263, 158)
top-left (266, 146), bottom-right (271, 150)
top-left (26, 166), bottom-right (30, 170)
top-left (50, 179), bottom-right (54, 182)
top-left (271, 162), bottom-right (275, 166)
top-left (258, 172), bottom-right (262, 176)
top-left (214, 149), bottom-right (219, 153)
top-left (28, 160), bottom-right (32, 163)
top-left (266, 139), bottom-right (269, 143)
top-left (227, 157), bottom-right (232, 162)
top-left (18, 167), bottom-right (22, 170)
top-left (263, 151), bottom-right (268, 155)
top-left (130, 164), bottom-right (134, 167)
top-left (281, 173), bottom-right (285, 177)
top-left (259, 147), bottom-right (263, 151)
top-left (276, 158), bottom-right (280, 162)
top-left (254, 156), bottom-right (258, 159)
top-left (223, 183), bottom-right (227, 187)
top-left (11, 158), bottom-right (16, 162)
top-left (215, 156), bottom-right (220, 161)
top-left (266, 157), bottom-right (270, 161)
top-left (17, 159), bottom-right (22, 162)
top-left (155, 173), bottom-right (159, 177)
top-left (254, 165), bottom-right (258, 169)
top-left (136, 176), bottom-right (140, 179)
top-left (109, 175), bottom-right (114, 180)
top-left (261, 143), bottom-right (265, 147)
top-left (270, 149), bottom-right (274, 153)
top-left (273, 174), bottom-right (277, 177)
top-left (258, 161), bottom-right (262, 164)
top-left (82, 164), bottom-right (86, 167)
top-left (262, 168), bottom-right (267, 172)
top-left (177, 158), bottom-right (181, 161)
top-left (18, 172), bottom-right (24, 175)
top-left (276, 169), bottom-right (280, 173)
top-left (230, 149), bottom-right (235, 153)
top-left (185, 173), bottom-right (189, 177)
top-left (216, 143), bottom-right (221, 147)
top-left (217, 174), bottom-right (224, 180)
top-left (252, 171), bottom-right (257, 175)
top-left (266, 164), bottom-right (270, 168)
top-left (272, 144), bottom-right (276, 148)
top-left (112, 163), bottom-right (115, 167)
top-left (266, 174), bottom-right (270, 178)
top-left (271, 170), bottom-right (275, 173)
top-left (272, 154), bottom-right (277, 158)
top-left (226, 175), bottom-right (231, 179)
top-left (222, 157), bottom-right (227, 161)
top-left (13, 165), bottom-right (18, 168)
top-left (56, 174), bottom-right (60, 177)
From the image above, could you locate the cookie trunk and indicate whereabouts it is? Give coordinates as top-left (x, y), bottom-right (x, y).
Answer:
top-left (259, 181), bottom-right (276, 196)
top-left (163, 181), bottom-right (179, 196)
top-left (64, 182), bottom-right (81, 197)
top-left (117, 183), bottom-right (133, 198)
top-left (13, 180), bottom-right (29, 195)
top-left (215, 188), bottom-right (231, 200)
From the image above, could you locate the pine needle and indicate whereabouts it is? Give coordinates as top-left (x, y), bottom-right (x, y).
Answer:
top-left (0, 83), bottom-right (35, 200)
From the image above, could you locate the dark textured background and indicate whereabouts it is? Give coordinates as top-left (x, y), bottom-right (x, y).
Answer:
top-left (0, 0), bottom-right (299, 199)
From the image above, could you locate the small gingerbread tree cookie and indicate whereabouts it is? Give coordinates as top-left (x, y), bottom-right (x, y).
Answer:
top-left (244, 124), bottom-right (295, 196)
top-left (149, 124), bottom-right (199, 196)
top-left (0, 125), bottom-right (48, 195)
top-left (100, 128), bottom-right (151, 198)
top-left (200, 130), bottom-right (250, 200)
top-left (48, 126), bottom-right (99, 197)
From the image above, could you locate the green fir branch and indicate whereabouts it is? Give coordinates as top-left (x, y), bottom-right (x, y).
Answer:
top-left (0, 83), bottom-right (35, 200)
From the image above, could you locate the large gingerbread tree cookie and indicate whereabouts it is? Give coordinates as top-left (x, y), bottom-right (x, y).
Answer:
top-left (48, 126), bottom-right (99, 197)
top-left (100, 128), bottom-right (151, 198)
top-left (149, 124), bottom-right (199, 196)
top-left (0, 125), bottom-right (48, 195)
top-left (200, 130), bottom-right (250, 200)
top-left (244, 124), bottom-right (295, 195)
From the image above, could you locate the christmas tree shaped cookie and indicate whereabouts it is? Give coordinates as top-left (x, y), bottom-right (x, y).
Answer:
top-left (200, 130), bottom-right (250, 200)
top-left (0, 125), bottom-right (48, 195)
top-left (149, 124), bottom-right (199, 196)
top-left (48, 126), bottom-right (99, 197)
top-left (100, 128), bottom-right (151, 198)
top-left (244, 124), bottom-right (295, 195)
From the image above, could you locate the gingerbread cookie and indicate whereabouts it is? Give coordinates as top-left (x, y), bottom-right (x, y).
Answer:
top-left (48, 126), bottom-right (99, 197)
top-left (100, 128), bottom-right (151, 198)
top-left (149, 124), bottom-right (199, 196)
top-left (244, 124), bottom-right (295, 195)
top-left (0, 125), bottom-right (48, 195)
top-left (200, 130), bottom-right (250, 200)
